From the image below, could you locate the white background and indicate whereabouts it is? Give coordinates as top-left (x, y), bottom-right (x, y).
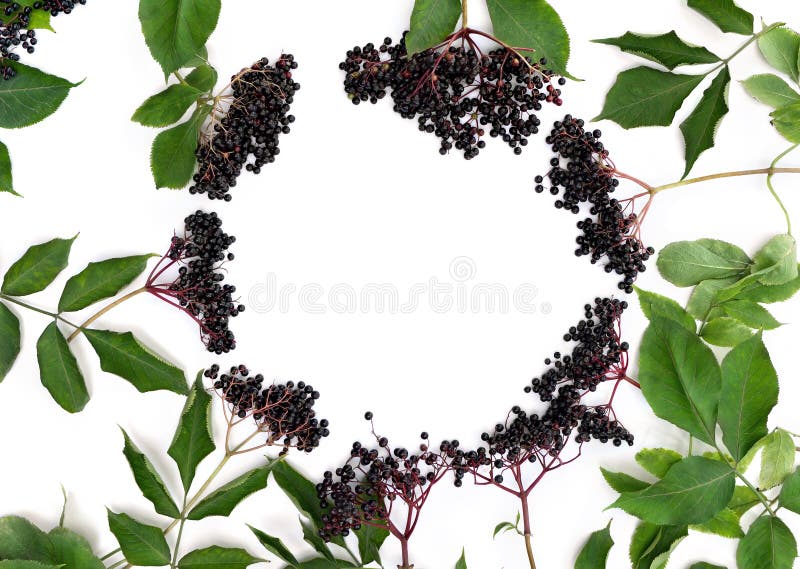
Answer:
top-left (2, 1), bottom-right (800, 567)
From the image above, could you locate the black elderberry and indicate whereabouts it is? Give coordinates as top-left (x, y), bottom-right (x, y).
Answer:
top-left (190, 55), bottom-right (300, 201)
top-left (340, 32), bottom-right (563, 159)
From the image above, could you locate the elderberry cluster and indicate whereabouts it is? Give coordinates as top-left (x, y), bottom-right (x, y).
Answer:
top-left (341, 33), bottom-right (564, 159)
top-left (205, 364), bottom-right (329, 454)
top-left (466, 298), bottom-right (632, 479)
top-left (0, 0), bottom-right (84, 80)
top-left (191, 55), bottom-right (299, 201)
top-left (537, 115), bottom-right (654, 293)
top-left (152, 211), bottom-right (244, 354)
top-left (317, 417), bottom-right (460, 541)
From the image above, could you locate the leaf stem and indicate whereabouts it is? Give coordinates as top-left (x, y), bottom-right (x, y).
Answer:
top-left (170, 502), bottom-right (188, 569)
top-left (66, 287), bottom-right (147, 343)
top-left (461, 0), bottom-right (468, 30)
top-left (100, 548), bottom-right (121, 561)
top-left (766, 144), bottom-right (797, 235)
top-left (650, 167), bottom-right (800, 194)
top-left (524, 534), bottom-right (537, 569)
top-left (0, 294), bottom-right (80, 328)
top-left (734, 468), bottom-right (776, 516)
top-left (708, 22), bottom-right (785, 75)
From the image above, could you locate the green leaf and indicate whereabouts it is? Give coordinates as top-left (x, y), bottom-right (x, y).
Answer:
top-left (183, 46), bottom-right (209, 68)
top-left (751, 234), bottom-right (798, 285)
top-left (187, 466), bottom-right (271, 520)
top-left (138, 0), bottom-right (221, 75)
top-left (248, 526), bottom-right (298, 567)
top-left (301, 517), bottom-right (335, 561)
top-left (720, 300), bottom-right (781, 330)
top-left (737, 516), bottom-right (796, 569)
top-left (729, 485), bottom-right (761, 517)
top-left (47, 527), bottom-right (105, 569)
top-left (0, 63), bottom-right (79, 129)
top-left (758, 430), bottom-right (795, 489)
top-left (455, 548), bottom-right (467, 569)
top-left (635, 448), bottom-right (682, 478)
top-left (168, 373), bottom-right (214, 492)
top-left (2, 236), bottom-right (77, 297)
top-left (778, 468), bottom-right (800, 514)
top-left (636, 288), bottom-right (695, 331)
top-left (629, 523), bottom-right (687, 569)
top-left (593, 31), bottom-right (719, 70)
top-left (735, 269), bottom-right (800, 303)
top-left (601, 468), bottom-right (650, 493)
top-left (680, 66), bottom-right (730, 177)
top-left (656, 239), bottom-right (750, 287)
top-left (574, 523), bottom-right (613, 569)
top-left (0, 563), bottom-right (60, 569)
top-left (356, 523), bottom-right (389, 566)
top-left (493, 521), bottom-right (516, 537)
top-left (185, 64), bottom-right (217, 92)
top-left (690, 564), bottom-right (726, 569)
top-left (404, 0), bottom-right (462, 55)
top-left (686, 277), bottom-right (739, 320)
top-left (36, 322), bottom-right (88, 413)
top-left (58, 255), bottom-right (153, 312)
top-left (701, 317), bottom-right (753, 347)
top-left (178, 546), bottom-right (260, 569)
top-left (594, 68), bottom-right (702, 128)
top-left (770, 101), bottom-right (800, 143)
top-left (120, 428), bottom-right (181, 518)
top-left (649, 536), bottom-right (684, 569)
top-left (0, 140), bottom-right (18, 196)
top-left (106, 510), bottom-right (171, 566)
top-left (485, 0), bottom-right (573, 78)
top-left (690, 508), bottom-right (744, 538)
top-left (151, 106), bottom-right (209, 189)
top-left (687, 0), bottom-right (753, 35)
top-left (758, 27), bottom-right (800, 83)
top-left (133, 84), bottom-right (202, 128)
top-left (610, 457), bottom-right (735, 525)
top-left (271, 461), bottom-right (327, 529)
top-left (83, 329), bottom-right (188, 395)
top-left (0, 516), bottom-right (53, 561)
top-left (0, 302), bottom-right (21, 381)
top-left (742, 74), bottom-right (800, 108)
top-left (718, 334), bottom-right (778, 462)
top-left (639, 317), bottom-right (721, 445)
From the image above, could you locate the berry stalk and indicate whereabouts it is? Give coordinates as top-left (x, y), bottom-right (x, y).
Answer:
top-left (65, 287), bottom-right (146, 342)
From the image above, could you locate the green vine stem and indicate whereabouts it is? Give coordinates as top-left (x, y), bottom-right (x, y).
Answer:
top-left (649, 167), bottom-right (800, 195)
top-left (65, 287), bottom-right (147, 342)
top-left (0, 294), bottom-right (80, 329)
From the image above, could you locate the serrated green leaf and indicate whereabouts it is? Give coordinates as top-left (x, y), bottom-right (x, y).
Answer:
top-left (404, 0), bottom-right (462, 55)
top-left (151, 105), bottom-right (209, 189)
top-left (139, 0), bottom-right (221, 75)
top-left (183, 46), bottom-right (209, 68)
top-left (0, 516), bottom-right (53, 561)
top-left (735, 268), bottom-right (800, 303)
top-left (737, 516), bottom-right (796, 569)
top-left (742, 74), bottom-right (800, 108)
top-left (657, 239), bottom-right (751, 287)
top-left (2, 236), bottom-right (76, 297)
top-left (301, 517), bottom-right (335, 561)
top-left (84, 329), bottom-right (188, 395)
top-left (0, 63), bottom-right (79, 129)
top-left (187, 466), bottom-right (271, 520)
top-left (168, 373), bottom-right (214, 492)
top-left (778, 468), bottom-right (800, 514)
top-left (701, 317), bottom-right (753, 346)
top-left (729, 486), bottom-right (761, 517)
top-left (107, 510), bottom-right (170, 566)
top-left (636, 287), bottom-right (695, 331)
top-left (639, 317), bottom-right (721, 445)
top-left (686, 277), bottom-right (739, 320)
top-left (720, 300), bottom-right (781, 329)
top-left (690, 508), bottom-right (743, 538)
top-left (629, 523), bottom-right (687, 569)
top-left (687, 0), bottom-right (753, 35)
top-left (0, 302), bottom-right (21, 381)
top-left (610, 456), bottom-right (734, 525)
top-left (58, 255), bottom-right (153, 312)
top-left (120, 428), bottom-right (181, 518)
top-left (770, 101), bottom-right (800, 143)
top-left (649, 536), bottom-right (684, 569)
top-left (178, 546), bottom-right (260, 569)
top-left (27, 10), bottom-right (52, 31)
top-left (185, 64), bottom-right (217, 92)
top-left (758, 430), bottom-right (795, 490)
top-left (0, 140), bottom-right (18, 196)
top-left (133, 84), bottom-right (202, 128)
top-left (356, 522), bottom-right (388, 566)
top-left (36, 322), bottom-right (88, 413)
top-left (575, 523), bottom-right (613, 569)
top-left (595, 68), bottom-right (703, 128)
top-left (593, 31), bottom-right (719, 70)
top-left (454, 548), bottom-right (467, 569)
top-left (0, 562), bottom-right (60, 569)
top-left (601, 468), bottom-right (650, 493)
top-left (248, 526), bottom-right (298, 567)
top-left (751, 234), bottom-right (798, 285)
top-left (635, 448), bottom-right (682, 479)
top-left (47, 527), bottom-right (104, 569)
top-left (719, 334), bottom-right (778, 462)
top-left (680, 66), bottom-right (730, 177)
top-left (485, 0), bottom-right (573, 78)
top-left (758, 27), bottom-right (800, 83)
